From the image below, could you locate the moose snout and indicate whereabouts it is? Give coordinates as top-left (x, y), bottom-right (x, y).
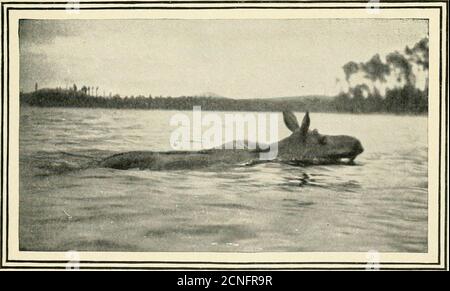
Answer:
top-left (352, 140), bottom-right (364, 155)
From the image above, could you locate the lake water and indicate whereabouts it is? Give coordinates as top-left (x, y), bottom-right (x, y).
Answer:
top-left (19, 107), bottom-right (428, 252)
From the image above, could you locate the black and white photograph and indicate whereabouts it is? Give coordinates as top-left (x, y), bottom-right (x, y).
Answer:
top-left (0, 0), bottom-right (448, 271)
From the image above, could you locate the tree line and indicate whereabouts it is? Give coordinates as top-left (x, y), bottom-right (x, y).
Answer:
top-left (20, 88), bottom-right (327, 112)
top-left (336, 37), bottom-right (428, 113)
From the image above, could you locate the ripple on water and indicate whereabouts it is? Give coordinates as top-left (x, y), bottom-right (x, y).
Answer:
top-left (144, 224), bottom-right (258, 243)
top-left (19, 108), bottom-right (428, 252)
top-left (203, 203), bottom-right (256, 211)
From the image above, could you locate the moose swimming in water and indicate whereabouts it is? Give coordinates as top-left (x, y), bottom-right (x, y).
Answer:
top-left (97, 111), bottom-right (364, 171)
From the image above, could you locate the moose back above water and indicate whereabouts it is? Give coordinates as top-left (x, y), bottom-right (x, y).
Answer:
top-left (99, 111), bottom-right (364, 170)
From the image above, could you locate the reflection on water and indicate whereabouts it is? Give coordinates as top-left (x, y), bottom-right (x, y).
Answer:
top-left (19, 107), bottom-right (427, 252)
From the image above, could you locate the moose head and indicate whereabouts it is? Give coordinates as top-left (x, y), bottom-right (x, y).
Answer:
top-left (277, 111), bottom-right (364, 164)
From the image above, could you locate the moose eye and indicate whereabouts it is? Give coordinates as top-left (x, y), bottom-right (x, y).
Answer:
top-left (318, 136), bottom-right (327, 145)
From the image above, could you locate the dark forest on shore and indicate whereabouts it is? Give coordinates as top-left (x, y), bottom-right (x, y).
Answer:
top-left (20, 38), bottom-right (428, 114)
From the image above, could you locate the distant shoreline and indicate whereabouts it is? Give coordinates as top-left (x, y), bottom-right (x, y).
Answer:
top-left (20, 87), bottom-right (428, 115)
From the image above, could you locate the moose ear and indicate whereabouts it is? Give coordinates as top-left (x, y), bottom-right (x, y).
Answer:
top-left (283, 111), bottom-right (300, 132)
top-left (299, 111), bottom-right (310, 136)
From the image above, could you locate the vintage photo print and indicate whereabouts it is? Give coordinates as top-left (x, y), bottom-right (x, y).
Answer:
top-left (1, 1), bottom-right (448, 270)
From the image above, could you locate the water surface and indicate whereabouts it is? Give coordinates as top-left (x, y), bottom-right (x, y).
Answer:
top-left (19, 107), bottom-right (428, 252)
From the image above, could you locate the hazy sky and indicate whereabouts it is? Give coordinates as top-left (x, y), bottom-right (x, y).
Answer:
top-left (20, 19), bottom-right (428, 99)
